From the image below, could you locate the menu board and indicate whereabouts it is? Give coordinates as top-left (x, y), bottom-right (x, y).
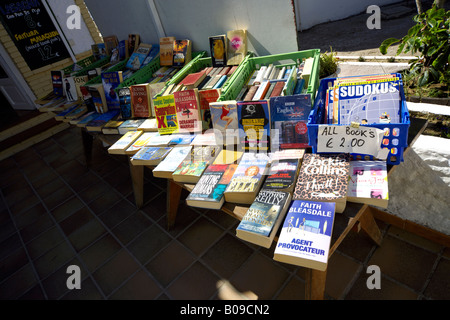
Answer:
top-left (0, 0), bottom-right (71, 70)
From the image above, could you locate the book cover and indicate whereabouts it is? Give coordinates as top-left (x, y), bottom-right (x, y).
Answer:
top-left (153, 146), bottom-right (192, 178)
top-left (145, 133), bottom-right (172, 147)
top-left (130, 84), bottom-right (152, 118)
top-left (209, 35), bottom-right (227, 67)
top-left (118, 39), bottom-right (128, 60)
top-left (63, 104), bottom-right (88, 121)
top-left (262, 158), bottom-right (301, 192)
top-left (190, 131), bottom-right (217, 146)
top-left (212, 150), bottom-right (243, 165)
top-left (159, 36), bottom-right (176, 66)
top-left (180, 70), bottom-right (207, 89)
top-left (236, 189), bottom-right (291, 248)
top-left (269, 94), bottom-right (312, 150)
top-left (85, 109), bottom-right (120, 132)
top-left (336, 75), bottom-right (401, 125)
top-left (173, 39), bottom-right (192, 67)
top-left (101, 71), bottom-right (123, 110)
top-left (174, 89), bottom-right (202, 133)
top-left (75, 111), bottom-right (98, 127)
top-left (126, 43), bottom-right (152, 71)
top-left (168, 134), bottom-right (196, 146)
top-left (227, 29), bottom-right (247, 66)
top-left (224, 153), bottom-right (270, 204)
top-left (72, 75), bottom-right (88, 99)
top-left (293, 153), bottom-right (350, 213)
top-left (102, 120), bottom-right (124, 134)
top-left (88, 84), bottom-right (108, 113)
top-left (273, 200), bottom-right (336, 271)
top-left (209, 100), bottom-right (239, 145)
top-left (237, 100), bottom-right (271, 152)
top-left (118, 119), bottom-right (146, 134)
top-left (153, 94), bottom-right (179, 135)
top-left (128, 34), bottom-right (140, 56)
top-left (125, 131), bottom-right (160, 155)
top-left (347, 160), bottom-right (389, 208)
top-left (138, 118), bottom-right (158, 132)
top-left (186, 164), bottom-right (237, 209)
top-left (108, 130), bottom-right (143, 155)
top-left (103, 35), bottom-right (119, 56)
top-left (130, 147), bottom-right (173, 166)
top-left (63, 76), bottom-right (78, 102)
top-left (197, 89), bottom-right (220, 130)
top-left (118, 87), bottom-right (132, 119)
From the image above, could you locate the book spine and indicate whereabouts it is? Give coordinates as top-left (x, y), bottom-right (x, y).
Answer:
top-left (243, 85), bottom-right (259, 101)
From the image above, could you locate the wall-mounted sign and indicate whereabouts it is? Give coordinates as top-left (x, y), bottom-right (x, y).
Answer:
top-left (0, 0), bottom-right (71, 70)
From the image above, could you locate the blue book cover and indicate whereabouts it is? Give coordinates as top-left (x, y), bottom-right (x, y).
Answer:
top-left (118, 87), bottom-right (132, 119)
top-left (101, 71), bottom-right (124, 110)
top-left (269, 94), bottom-right (311, 150)
top-left (236, 189), bottom-right (290, 238)
top-left (274, 200), bottom-right (336, 271)
top-left (237, 100), bottom-right (271, 152)
top-left (336, 74), bottom-right (401, 125)
top-left (131, 147), bottom-right (172, 163)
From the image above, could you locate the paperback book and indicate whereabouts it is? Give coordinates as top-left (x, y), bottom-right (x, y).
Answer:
top-left (118, 119), bottom-right (146, 134)
top-left (198, 89), bottom-right (221, 130)
top-left (347, 160), bottom-right (389, 208)
top-left (130, 84), bottom-right (152, 118)
top-left (153, 146), bottom-right (192, 178)
top-left (108, 130), bottom-right (143, 155)
top-left (130, 147), bottom-right (173, 166)
top-left (125, 132), bottom-right (159, 155)
top-left (159, 36), bottom-right (176, 66)
top-left (227, 29), bottom-right (247, 66)
top-left (293, 153), bottom-right (349, 213)
top-left (270, 94), bottom-right (311, 150)
top-left (236, 189), bottom-right (291, 248)
top-left (273, 200), bottom-right (336, 271)
top-left (209, 34), bottom-right (227, 67)
top-left (209, 100), bottom-right (239, 145)
top-left (224, 152), bottom-right (270, 204)
top-left (126, 43), bottom-right (152, 71)
top-left (101, 71), bottom-right (123, 110)
top-left (172, 145), bottom-right (221, 183)
top-left (174, 89), bottom-right (202, 133)
top-left (186, 164), bottom-right (238, 209)
top-left (172, 39), bottom-right (192, 67)
top-left (153, 94), bottom-right (179, 135)
top-left (237, 100), bottom-right (271, 152)
top-left (85, 109), bottom-right (120, 132)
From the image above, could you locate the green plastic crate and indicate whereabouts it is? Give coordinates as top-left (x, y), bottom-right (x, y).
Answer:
top-left (218, 49), bottom-right (321, 102)
top-left (154, 51), bottom-right (254, 98)
top-left (61, 55), bottom-right (97, 76)
top-left (72, 56), bottom-right (112, 77)
top-left (82, 60), bottom-right (128, 87)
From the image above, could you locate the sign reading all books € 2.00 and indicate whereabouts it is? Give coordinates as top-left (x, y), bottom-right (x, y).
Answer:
top-left (317, 125), bottom-right (389, 160)
top-left (0, 0), bottom-right (71, 71)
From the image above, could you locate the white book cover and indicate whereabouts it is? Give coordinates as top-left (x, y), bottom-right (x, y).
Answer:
top-left (154, 146), bottom-right (192, 173)
top-left (274, 200), bottom-right (335, 271)
top-left (145, 133), bottom-right (172, 146)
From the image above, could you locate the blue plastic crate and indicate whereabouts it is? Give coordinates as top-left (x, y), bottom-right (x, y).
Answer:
top-left (307, 74), bottom-right (410, 165)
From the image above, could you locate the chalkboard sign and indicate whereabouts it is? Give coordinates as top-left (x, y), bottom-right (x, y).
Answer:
top-left (0, 0), bottom-right (71, 71)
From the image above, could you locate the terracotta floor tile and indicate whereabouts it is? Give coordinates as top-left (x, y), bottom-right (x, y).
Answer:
top-left (326, 251), bottom-right (362, 299)
top-left (26, 226), bottom-right (65, 260)
top-left (167, 261), bottom-right (220, 300)
top-left (368, 235), bottom-right (437, 292)
top-left (177, 217), bottom-right (225, 256)
top-left (345, 273), bottom-right (418, 300)
top-left (111, 211), bottom-right (153, 245)
top-left (0, 264), bottom-right (38, 299)
top-left (126, 224), bottom-right (172, 265)
top-left (50, 196), bottom-right (85, 222)
top-left (33, 240), bottom-right (75, 280)
top-left (201, 233), bottom-right (254, 279)
top-left (109, 269), bottom-right (162, 300)
top-left (229, 252), bottom-right (290, 300)
top-left (92, 249), bottom-right (140, 297)
top-left (97, 199), bottom-right (137, 229)
top-left (275, 276), bottom-right (306, 300)
top-left (79, 234), bottom-right (121, 273)
top-left (145, 240), bottom-right (195, 287)
top-left (424, 257), bottom-right (450, 300)
top-left (60, 277), bottom-right (104, 300)
top-left (0, 247), bottom-right (28, 282)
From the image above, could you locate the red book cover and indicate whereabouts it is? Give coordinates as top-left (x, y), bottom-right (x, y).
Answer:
top-left (173, 89), bottom-right (202, 133)
top-left (197, 89), bottom-right (220, 130)
top-left (130, 84), bottom-right (151, 118)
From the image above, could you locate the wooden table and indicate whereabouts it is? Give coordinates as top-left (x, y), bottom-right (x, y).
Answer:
top-left (125, 117), bottom-right (433, 300)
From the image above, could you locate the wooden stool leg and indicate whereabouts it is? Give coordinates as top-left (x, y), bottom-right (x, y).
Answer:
top-left (359, 208), bottom-right (383, 246)
top-left (129, 159), bottom-right (144, 209)
top-left (305, 268), bottom-right (327, 300)
top-left (81, 129), bottom-right (93, 167)
top-left (167, 180), bottom-right (182, 230)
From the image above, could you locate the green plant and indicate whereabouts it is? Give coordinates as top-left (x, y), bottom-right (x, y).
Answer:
top-left (319, 47), bottom-right (339, 78)
top-left (379, 5), bottom-right (450, 87)
top-left (358, 56), bottom-right (365, 62)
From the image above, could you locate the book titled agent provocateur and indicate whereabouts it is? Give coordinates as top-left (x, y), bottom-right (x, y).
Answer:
top-left (273, 200), bottom-right (336, 271)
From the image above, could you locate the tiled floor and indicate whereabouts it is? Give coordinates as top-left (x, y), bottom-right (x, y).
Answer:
top-left (0, 126), bottom-right (449, 300)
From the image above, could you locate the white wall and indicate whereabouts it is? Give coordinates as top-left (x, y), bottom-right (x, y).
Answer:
top-left (84, 0), bottom-right (298, 56)
top-left (46, 0), bottom-right (95, 55)
top-left (295, 0), bottom-right (403, 31)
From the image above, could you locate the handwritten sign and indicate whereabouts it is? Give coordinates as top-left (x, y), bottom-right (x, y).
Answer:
top-left (317, 125), bottom-right (389, 160)
top-left (0, 0), bottom-right (71, 70)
